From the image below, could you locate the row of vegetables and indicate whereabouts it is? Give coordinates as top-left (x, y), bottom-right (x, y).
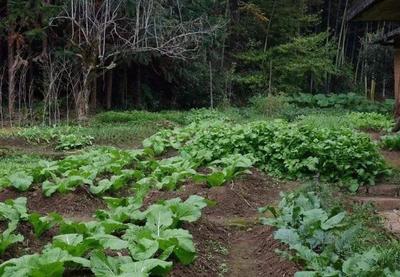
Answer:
top-left (0, 194), bottom-right (208, 276)
top-left (0, 117), bottom-right (393, 276)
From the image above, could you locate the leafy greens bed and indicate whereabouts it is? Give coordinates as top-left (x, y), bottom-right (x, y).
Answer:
top-left (0, 194), bottom-right (208, 276)
top-left (144, 119), bottom-right (388, 191)
top-left (0, 130), bottom-right (255, 276)
top-left (260, 190), bottom-right (400, 276)
top-left (0, 115), bottom-right (391, 276)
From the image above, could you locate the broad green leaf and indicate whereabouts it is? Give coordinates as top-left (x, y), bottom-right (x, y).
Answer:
top-left (89, 250), bottom-right (132, 277)
top-left (158, 229), bottom-right (195, 265)
top-left (129, 238), bottom-right (159, 261)
top-left (0, 230), bottom-right (24, 254)
top-left (145, 205), bottom-right (174, 236)
top-left (206, 172), bottom-right (226, 187)
top-left (274, 228), bottom-right (300, 246)
top-left (120, 259), bottom-right (172, 276)
top-left (8, 172), bottom-right (33, 191)
top-left (321, 212), bottom-right (346, 230)
top-left (90, 234), bottom-right (129, 250)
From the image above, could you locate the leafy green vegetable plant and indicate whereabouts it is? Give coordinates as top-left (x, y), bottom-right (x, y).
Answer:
top-left (145, 119), bottom-right (387, 190)
top-left (55, 134), bottom-right (94, 150)
top-left (381, 134), bottom-right (400, 151)
top-left (260, 191), bottom-right (400, 276)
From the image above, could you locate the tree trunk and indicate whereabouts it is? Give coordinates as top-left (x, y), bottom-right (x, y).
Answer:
top-left (76, 89), bottom-right (90, 122)
top-left (106, 71), bottom-right (113, 110)
top-left (121, 66), bottom-right (128, 109)
top-left (76, 68), bottom-right (93, 122)
top-left (133, 64), bottom-right (142, 108)
top-left (7, 26), bottom-right (16, 121)
top-left (90, 77), bottom-right (97, 112)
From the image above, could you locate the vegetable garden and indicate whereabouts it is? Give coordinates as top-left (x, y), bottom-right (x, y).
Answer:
top-left (0, 105), bottom-right (400, 276)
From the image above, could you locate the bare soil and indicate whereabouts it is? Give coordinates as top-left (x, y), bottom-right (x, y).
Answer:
top-left (145, 169), bottom-right (300, 277)
top-left (0, 137), bottom-right (66, 158)
top-left (0, 186), bottom-right (105, 262)
top-left (0, 169), bottom-right (300, 276)
top-left (0, 186), bottom-right (105, 221)
top-left (365, 131), bottom-right (400, 170)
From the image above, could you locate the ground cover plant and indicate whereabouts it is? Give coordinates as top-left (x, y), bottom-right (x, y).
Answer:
top-left (296, 112), bottom-right (393, 132)
top-left (287, 93), bottom-right (395, 115)
top-left (0, 123), bottom-right (260, 275)
top-left (144, 119), bottom-right (388, 191)
top-left (0, 194), bottom-right (209, 276)
top-left (261, 186), bottom-right (400, 276)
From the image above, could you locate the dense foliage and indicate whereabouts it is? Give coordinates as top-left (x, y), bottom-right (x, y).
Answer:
top-left (0, 195), bottom-right (209, 276)
top-left (0, 0), bottom-right (397, 122)
top-left (144, 119), bottom-right (388, 191)
top-left (287, 94), bottom-right (395, 114)
top-left (261, 190), bottom-right (400, 276)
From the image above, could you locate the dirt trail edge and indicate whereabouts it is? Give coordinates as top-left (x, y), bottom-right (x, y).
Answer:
top-left (144, 169), bottom-right (300, 277)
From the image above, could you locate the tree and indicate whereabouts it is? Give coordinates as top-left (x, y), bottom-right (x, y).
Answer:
top-left (234, 32), bottom-right (338, 95)
top-left (52, 0), bottom-right (216, 121)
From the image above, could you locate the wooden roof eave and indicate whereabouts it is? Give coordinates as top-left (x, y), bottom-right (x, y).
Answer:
top-left (348, 0), bottom-right (400, 22)
top-left (348, 0), bottom-right (379, 21)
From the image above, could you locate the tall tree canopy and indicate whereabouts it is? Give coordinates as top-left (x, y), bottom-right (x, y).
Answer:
top-left (0, 0), bottom-right (397, 123)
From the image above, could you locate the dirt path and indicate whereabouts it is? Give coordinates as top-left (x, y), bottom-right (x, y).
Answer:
top-left (145, 170), bottom-right (300, 277)
top-left (228, 226), bottom-right (297, 277)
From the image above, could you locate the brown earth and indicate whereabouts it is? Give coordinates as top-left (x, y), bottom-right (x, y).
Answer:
top-left (0, 170), bottom-right (299, 276)
top-left (0, 137), bottom-right (67, 158)
top-left (145, 170), bottom-right (300, 277)
top-left (0, 186), bottom-right (105, 221)
top-left (0, 186), bottom-right (105, 262)
top-left (365, 131), bottom-right (400, 170)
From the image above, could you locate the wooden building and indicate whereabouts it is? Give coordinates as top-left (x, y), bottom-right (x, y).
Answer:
top-left (349, 0), bottom-right (400, 126)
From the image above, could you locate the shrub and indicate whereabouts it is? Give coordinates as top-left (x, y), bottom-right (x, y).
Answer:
top-left (346, 112), bottom-right (393, 131)
top-left (56, 134), bottom-right (94, 151)
top-left (250, 95), bottom-right (291, 117)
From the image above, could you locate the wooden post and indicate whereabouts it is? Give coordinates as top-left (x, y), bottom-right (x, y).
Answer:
top-left (395, 42), bottom-right (400, 115)
top-left (392, 38), bottom-right (400, 131)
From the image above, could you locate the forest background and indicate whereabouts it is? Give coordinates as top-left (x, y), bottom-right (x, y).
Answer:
top-left (0, 0), bottom-right (397, 123)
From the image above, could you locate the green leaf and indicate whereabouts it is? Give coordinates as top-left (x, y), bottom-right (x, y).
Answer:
top-left (342, 248), bottom-right (380, 275)
top-left (89, 250), bottom-right (132, 277)
top-left (0, 229), bottom-right (24, 254)
top-left (52, 234), bottom-right (99, 257)
top-left (145, 205), bottom-right (174, 235)
top-left (321, 212), bottom-right (346, 230)
top-left (90, 234), bottom-right (129, 250)
top-left (8, 172), bottom-right (33, 191)
top-left (28, 212), bottom-right (62, 238)
top-left (274, 229), bottom-right (300, 245)
top-left (129, 238), bottom-right (159, 261)
top-left (206, 172), bottom-right (226, 187)
top-left (120, 259), bottom-right (172, 276)
top-left (0, 197), bottom-right (28, 223)
top-left (158, 229), bottom-right (196, 265)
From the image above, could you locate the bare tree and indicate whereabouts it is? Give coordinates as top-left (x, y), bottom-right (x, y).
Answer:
top-left (51, 0), bottom-right (216, 121)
